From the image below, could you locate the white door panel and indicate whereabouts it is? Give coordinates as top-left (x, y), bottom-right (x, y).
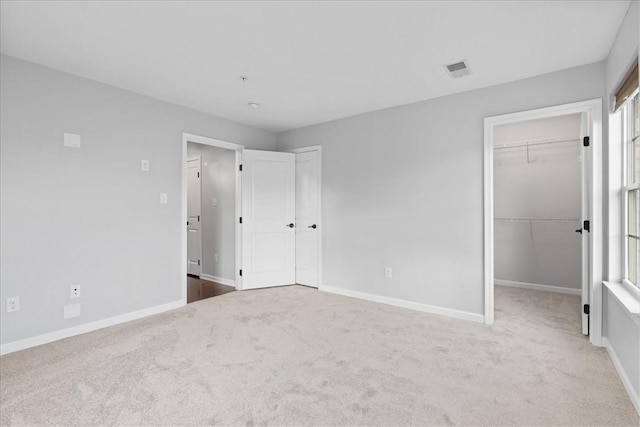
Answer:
top-left (242, 150), bottom-right (295, 289)
top-left (580, 112), bottom-right (591, 335)
top-left (187, 157), bottom-right (202, 276)
top-left (252, 233), bottom-right (288, 272)
top-left (295, 150), bottom-right (320, 287)
top-left (296, 232), bottom-right (312, 271)
top-left (253, 162), bottom-right (287, 219)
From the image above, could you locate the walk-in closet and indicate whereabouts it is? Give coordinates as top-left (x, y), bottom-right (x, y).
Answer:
top-left (493, 113), bottom-right (583, 297)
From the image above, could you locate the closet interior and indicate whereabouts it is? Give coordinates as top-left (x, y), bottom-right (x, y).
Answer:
top-left (493, 113), bottom-right (583, 294)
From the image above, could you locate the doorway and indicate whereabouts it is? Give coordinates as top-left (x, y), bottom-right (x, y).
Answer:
top-left (493, 113), bottom-right (585, 333)
top-left (182, 134), bottom-right (244, 303)
top-left (483, 99), bottom-right (603, 346)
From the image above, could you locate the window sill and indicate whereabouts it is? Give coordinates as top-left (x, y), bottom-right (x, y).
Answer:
top-left (603, 281), bottom-right (640, 321)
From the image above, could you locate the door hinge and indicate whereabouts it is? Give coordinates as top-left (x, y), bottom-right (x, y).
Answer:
top-left (239, 164), bottom-right (243, 171)
top-left (583, 220), bottom-right (590, 232)
top-left (239, 217), bottom-right (242, 224)
top-left (197, 215), bottom-right (200, 222)
top-left (197, 260), bottom-right (201, 266)
top-left (583, 304), bottom-right (590, 315)
top-left (239, 269), bottom-right (242, 276)
top-left (197, 172), bottom-right (200, 178)
top-left (583, 136), bottom-right (590, 147)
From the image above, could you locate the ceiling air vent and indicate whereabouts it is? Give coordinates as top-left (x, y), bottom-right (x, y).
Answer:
top-left (445, 60), bottom-right (471, 78)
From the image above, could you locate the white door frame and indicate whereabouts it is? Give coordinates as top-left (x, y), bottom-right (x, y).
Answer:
top-left (286, 145), bottom-right (323, 288)
top-left (181, 133), bottom-right (244, 304)
top-left (483, 99), bottom-right (603, 346)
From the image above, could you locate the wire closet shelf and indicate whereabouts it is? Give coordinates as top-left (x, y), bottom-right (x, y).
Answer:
top-left (494, 217), bottom-right (580, 222)
top-left (493, 135), bottom-right (581, 150)
top-left (493, 135), bottom-right (582, 164)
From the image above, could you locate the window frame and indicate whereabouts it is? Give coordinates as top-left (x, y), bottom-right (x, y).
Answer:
top-left (622, 89), bottom-right (640, 290)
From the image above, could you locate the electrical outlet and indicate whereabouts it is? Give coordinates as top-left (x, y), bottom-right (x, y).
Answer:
top-left (6, 297), bottom-right (20, 312)
top-left (141, 160), bottom-right (150, 172)
top-left (70, 285), bottom-right (80, 299)
top-left (385, 267), bottom-right (392, 278)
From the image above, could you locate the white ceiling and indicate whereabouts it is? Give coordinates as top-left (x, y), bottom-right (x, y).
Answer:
top-left (0, 1), bottom-right (631, 133)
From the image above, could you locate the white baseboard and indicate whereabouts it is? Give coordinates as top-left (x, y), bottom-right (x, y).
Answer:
top-left (319, 285), bottom-right (484, 323)
top-left (602, 337), bottom-right (640, 416)
top-left (199, 274), bottom-right (236, 288)
top-left (495, 279), bottom-right (581, 295)
top-left (0, 299), bottom-right (184, 356)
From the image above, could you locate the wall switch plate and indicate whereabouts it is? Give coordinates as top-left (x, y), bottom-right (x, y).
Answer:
top-left (213, 254), bottom-right (218, 263)
top-left (6, 297), bottom-right (20, 312)
top-left (211, 197), bottom-right (218, 206)
top-left (70, 285), bottom-right (80, 299)
top-left (63, 133), bottom-right (81, 148)
top-left (160, 193), bottom-right (168, 204)
top-left (385, 267), bottom-right (392, 278)
top-left (64, 303), bottom-right (81, 319)
top-left (141, 160), bottom-right (150, 172)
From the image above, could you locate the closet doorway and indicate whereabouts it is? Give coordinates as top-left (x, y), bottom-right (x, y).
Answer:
top-left (483, 99), bottom-right (603, 346)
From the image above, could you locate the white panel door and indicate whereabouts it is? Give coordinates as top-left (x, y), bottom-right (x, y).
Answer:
top-left (580, 112), bottom-right (591, 335)
top-left (241, 149), bottom-right (296, 289)
top-left (295, 150), bottom-right (320, 287)
top-left (187, 157), bottom-right (202, 276)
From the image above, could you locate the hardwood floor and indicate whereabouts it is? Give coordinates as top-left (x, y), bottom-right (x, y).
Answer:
top-left (187, 275), bottom-right (235, 303)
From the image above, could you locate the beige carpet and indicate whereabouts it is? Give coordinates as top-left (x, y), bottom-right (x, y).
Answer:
top-left (0, 285), bottom-right (637, 426)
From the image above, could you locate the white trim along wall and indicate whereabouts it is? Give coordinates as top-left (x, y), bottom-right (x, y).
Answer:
top-left (483, 99), bottom-right (603, 346)
top-left (200, 274), bottom-right (236, 288)
top-left (494, 280), bottom-right (582, 296)
top-left (320, 285), bottom-right (485, 323)
top-left (1, 300), bottom-right (183, 355)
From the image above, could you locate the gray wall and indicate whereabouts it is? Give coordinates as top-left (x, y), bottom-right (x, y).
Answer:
top-left (494, 114), bottom-right (582, 289)
top-left (603, 291), bottom-right (640, 408)
top-left (186, 143), bottom-right (236, 282)
top-left (0, 55), bottom-right (275, 345)
top-left (277, 62), bottom-right (606, 316)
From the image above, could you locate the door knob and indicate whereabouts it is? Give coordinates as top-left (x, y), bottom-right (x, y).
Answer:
top-left (308, 224), bottom-right (317, 229)
top-left (287, 223), bottom-right (295, 228)
top-left (575, 228), bottom-right (583, 234)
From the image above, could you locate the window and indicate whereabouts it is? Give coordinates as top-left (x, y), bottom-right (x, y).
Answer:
top-left (623, 90), bottom-right (640, 287)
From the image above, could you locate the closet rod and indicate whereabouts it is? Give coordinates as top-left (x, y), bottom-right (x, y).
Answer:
top-left (493, 136), bottom-right (580, 151)
top-left (494, 217), bottom-right (580, 222)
